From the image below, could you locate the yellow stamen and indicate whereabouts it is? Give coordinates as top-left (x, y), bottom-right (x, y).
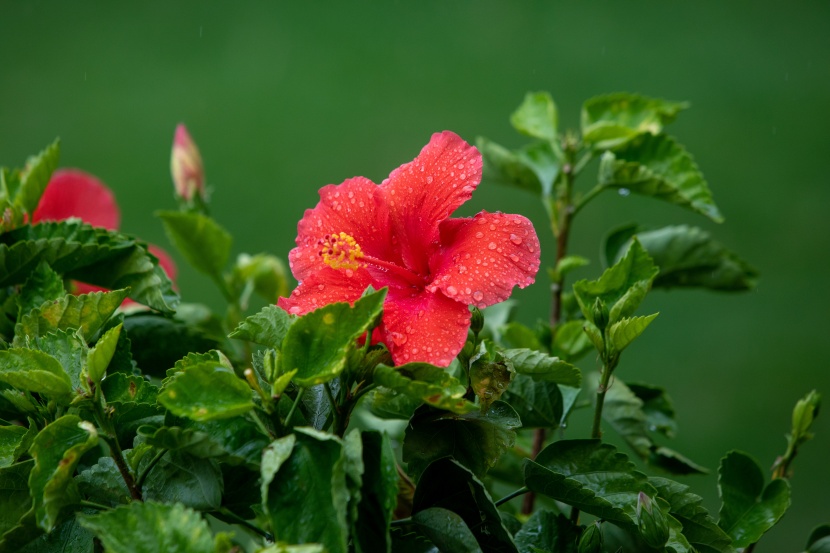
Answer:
top-left (320, 232), bottom-right (364, 270)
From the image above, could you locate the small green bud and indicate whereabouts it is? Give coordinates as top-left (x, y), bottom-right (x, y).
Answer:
top-left (592, 297), bottom-right (609, 331)
top-left (578, 521), bottom-right (603, 553)
top-left (637, 492), bottom-right (669, 548)
top-left (470, 306), bottom-right (485, 336)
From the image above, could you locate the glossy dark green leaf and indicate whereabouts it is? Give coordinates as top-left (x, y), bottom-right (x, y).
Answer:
top-left (511, 91), bottom-right (559, 142)
top-left (513, 510), bottom-right (579, 553)
top-left (123, 312), bottom-right (220, 377)
top-left (17, 261), bottom-right (65, 319)
top-left (353, 431), bottom-right (398, 553)
top-left (503, 348), bottom-right (581, 387)
top-left (605, 225), bottom-right (757, 291)
top-left (229, 253), bottom-right (290, 306)
top-left (79, 501), bottom-right (218, 553)
top-left (100, 373), bottom-right (158, 404)
top-left (649, 477), bottom-right (733, 553)
top-left (595, 375), bottom-right (706, 475)
top-left (581, 93), bottom-right (687, 150)
top-left (29, 329), bottom-right (87, 393)
top-left (28, 415), bottom-right (98, 531)
top-left (608, 314), bottom-right (658, 354)
top-left (573, 239), bottom-right (658, 326)
top-left (501, 376), bottom-right (562, 428)
top-left (86, 323), bottom-right (122, 385)
top-left (413, 458), bottom-right (517, 553)
top-left (75, 456), bottom-right (130, 507)
top-left (412, 508), bottom-right (480, 553)
top-left (175, 416), bottom-right (270, 468)
top-left (717, 451), bottom-right (791, 548)
top-left (138, 426), bottom-right (227, 458)
top-left (157, 210), bottom-right (232, 278)
top-left (807, 524), bottom-right (830, 553)
top-left (0, 425), bottom-right (31, 468)
top-left (501, 321), bottom-right (543, 350)
top-left (628, 383), bottom-right (677, 438)
top-left (281, 290), bottom-right (385, 387)
top-left (478, 138), bottom-right (543, 195)
top-left (373, 363), bottom-right (474, 415)
top-left (229, 304), bottom-right (295, 349)
top-left (164, 349), bottom-right (234, 382)
top-left (14, 140), bottom-right (60, 214)
top-left (140, 450), bottom-right (223, 510)
top-left (0, 348), bottom-right (72, 402)
top-left (403, 401), bottom-right (520, 480)
top-left (19, 514), bottom-right (95, 553)
top-left (258, 544), bottom-right (327, 553)
top-left (597, 133), bottom-right (723, 222)
top-left (523, 439), bottom-right (654, 525)
top-left (14, 289), bottom-right (128, 345)
top-left (158, 362), bottom-right (254, 421)
top-left (262, 428), bottom-right (349, 553)
top-left (551, 320), bottom-right (594, 362)
top-left (0, 460), bottom-right (33, 536)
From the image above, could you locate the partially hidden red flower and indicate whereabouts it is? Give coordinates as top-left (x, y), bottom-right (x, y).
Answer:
top-left (33, 169), bottom-right (177, 301)
top-left (278, 131), bottom-right (540, 367)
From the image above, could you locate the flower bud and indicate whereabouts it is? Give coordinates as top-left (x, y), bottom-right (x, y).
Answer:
top-left (578, 521), bottom-right (603, 553)
top-left (636, 492), bottom-right (669, 548)
top-left (470, 306), bottom-right (485, 336)
top-left (171, 124), bottom-right (205, 203)
top-left (592, 297), bottom-right (609, 331)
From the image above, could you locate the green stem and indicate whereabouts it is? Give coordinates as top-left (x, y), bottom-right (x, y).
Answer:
top-left (283, 387), bottom-right (304, 429)
top-left (495, 486), bottom-right (529, 507)
top-left (390, 517), bottom-right (412, 527)
top-left (80, 500), bottom-right (111, 511)
top-left (591, 361), bottom-right (614, 439)
top-left (136, 448), bottom-right (168, 489)
top-left (571, 184), bottom-right (605, 217)
top-left (93, 392), bottom-right (142, 501)
top-left (216, 507), bottom-right (274, 542)
top-left (249, 409), bottom-right (276, 440)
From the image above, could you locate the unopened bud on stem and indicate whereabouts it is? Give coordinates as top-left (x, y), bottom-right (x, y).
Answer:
top-left (171, 124), bottom-right (205, 204)
top-left (578, 521), bottom-right (603, 553)
top-left (636, 492), bottom-right (669, 548)
top-left (592, 297), bottom-right (609, 331)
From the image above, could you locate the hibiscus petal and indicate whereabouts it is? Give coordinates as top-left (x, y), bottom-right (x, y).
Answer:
top-left (429, 211), bottom-right (540, 308)
top-left (289, 177), bottom-right (393, 281)
top-left (381, 288), bottom-right (472, 367)
top-left (32, 169), bottom-right (120, 230)
top-left (277, 266), bottom-right (373, 316)
top-left (380, 131), bottom-right (481, 275)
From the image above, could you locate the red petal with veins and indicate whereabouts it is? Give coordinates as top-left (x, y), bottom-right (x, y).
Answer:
top-left (380, 131), bottom-right (481, 275)
top-left (32, 169), bottom-right (120, 230)
top-left (381, 288), bottom-right (472, 367)
top-left (278, 266), bottom-right (373, 316)
top-left (289, 177), bottom-right (393, 281)
top-left (429, 211), bottom-right (540, 308)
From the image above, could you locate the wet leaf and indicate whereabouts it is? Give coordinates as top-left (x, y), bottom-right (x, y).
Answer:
top-left (511, 91), bottom-right (559, 142)
top-left (0, 348), bottom-right (72, 403)
top-left (158, 362), bottom-right (254, 421)
top-left (229, 304), bottom-right (295, 349)
top-left (16, 261), bottom-right (65, 319)
top-left (412, 508), bottom-right (480, 553)
top-left (157, 210), bottom-right (232, 278)
top-left (503, 348), bottom-right (581, 387)
top-left (513, 510), bottom-right (579, 553)
top-left (373, 363), bottom-right (475, 415)
top-left (581, 93), bottom-right (687, 150)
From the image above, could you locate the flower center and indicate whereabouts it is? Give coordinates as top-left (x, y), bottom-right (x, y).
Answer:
top-left (319, 232), bottom-right (364, 270)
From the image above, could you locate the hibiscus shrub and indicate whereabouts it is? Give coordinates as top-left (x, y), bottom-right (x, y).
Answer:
top-left (0, 92), bottom-right (823, 553)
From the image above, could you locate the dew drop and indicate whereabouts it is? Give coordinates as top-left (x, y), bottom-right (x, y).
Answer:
top-left (317, 284), bottom-right (325, 290)
top-left (618, 188), bottom-right (631, 197)
top-left (475, 232), bottom-right (484, 239)
top-left (446, 285), bottom-right (458, 296)
top-left (488, 242), bottom-right (497, 250)
top-left (473, 291), bottom-right (484, 301)
top-left (510, 234), bottom-right (522, 245)
top-left (289, 306), bottom-right (301, 315)
top-left (347, 191), bottom-right (354, 198)
top-left (489, 224), bottom-right (496, 230)
top-left (509, 254), bottom-right (520, 262)
top-left (345, 269), bottom-right (354, 277)
top-left (465, 287), bottom-right (472, 294)
top-left (426, 175), bottom-right (434, 184)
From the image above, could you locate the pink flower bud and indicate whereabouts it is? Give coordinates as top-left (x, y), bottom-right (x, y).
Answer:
top-left (170, 124), bottom-right (205, 202)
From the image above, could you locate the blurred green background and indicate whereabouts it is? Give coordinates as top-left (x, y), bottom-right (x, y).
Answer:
top-left (2, 1), bottom-right (828, 549)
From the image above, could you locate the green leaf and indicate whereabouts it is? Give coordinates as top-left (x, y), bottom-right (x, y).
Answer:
top-left (478, 138), bottom-right (543, 195)
top-left (403, 401), bottom-right (521, 481)
top-left (229, 253), bottom-right (290, 306)
top-left (28, 415), bottom-right (98, 531)
top-left (138, 426), bottom-right (227, 458)
top-left (717, 451), bottom-right (791, 548)
top-left (17, 261), bottom-right (65, 319)
top-left (100, 373), bottom-right (158, 404)
top-left (573, 239), bottom-right (658, 326)
top-left (500, 321), bottom-right (543, 350)
top-left (174, 416), bottom-right (269, 468)
top-left (75, 457), bottom-right (130, 508)
top-left (807, 524), bottom-right (830, 553)
top-left (158, 362), bottom-right (254, 421)
top-left (594, 374), bottom-right (707, 475)
top-left (29, 329), bottom-right (87, 393)
top-left (605, 224), bottom-right (757, 291)
top-left (608, 314), bottom-right (658, 354)
top-left (257, 544), bottom-right (327, 553)
top-left (0, 349), bottom-right (73, 402)
top-left (501, 376), bottom-right (562, 428)
top-left (262, 428), bottom-right (349, 553)
top-left (523, 439), bottom-right (655, 525)
top-left (157, 210), bottom-right (232, 278)
top-left (412, 508), bottom-right (480, 553)
top-left (139, 450), bottom-right (223, 510)
top-left (597, 133), bottom-right (723, 222)
top-left (14, 289), bottom-right (129, 344)
top-left (649, 477), bottom-right (734, 553)
top-left (511, 91), bottom-right (559, 142)
top-left (229, 304), bottom-right (295, 349)
top-left (0, 221), bottom-right (178, 312)
top-left (353, 431), bottom-right (398, 553)
top-left (86, 323), bottom-right (122, 384)
top-left (413, 458), bottom-right (518, 553)
top-left (373, 363), bottom-right (475, 415)
top-left (123, 313), bottom-right (221, 377)
top-left (470, 356), bottom-right (513, 413)
top-left (164, 349), bottom-right (234, 381)
top-left (281, 289), bottom-right (386, 387)
top-left (0, 426), bottom-right (30, 468)
top-left (551, 320), bottom-right (594, 362)
top-left (628, 382), bottom-right (677, 438)
top-left (0, 460), bottom-right (33, 536)
top-left (513, 510), bottom-right (579, 553)
top-left (14, 139), bottom-right (60, 214)
top-left (78, 501), bottom-right (218, 553)
top-left (503, 348), bottom-right (581, 387)
top-left (581, 92), bottom-right (688, 150)
top-left (19, 514), bottom-right (95, 553)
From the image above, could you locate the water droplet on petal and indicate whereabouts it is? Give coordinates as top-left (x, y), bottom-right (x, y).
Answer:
top-left (488, 242), bottom-right (497, 250)
top-left (446, 285), bottom-right (458, 296)
top-left (426, 175), bottom-right (434, 184)
top-left (465, 287), bottom-right (471, 294)
top-left (510, 234), bottom-right (522, 245)
top-left (317, 284), bottom-right (325, 290)
top-left (509, 254), bottom-right (520, 262)
top-left (289, 306), bottom-right (301, 315)
top-left (473, 291), bottom-right (484, 302)
top-left (475, 231), bottom-right (484, 239)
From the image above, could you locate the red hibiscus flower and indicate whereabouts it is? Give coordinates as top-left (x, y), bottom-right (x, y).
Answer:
top-left (33, 169), bottom-right (177, 299)
top-left (278, 131), bottom-right (540, 367)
